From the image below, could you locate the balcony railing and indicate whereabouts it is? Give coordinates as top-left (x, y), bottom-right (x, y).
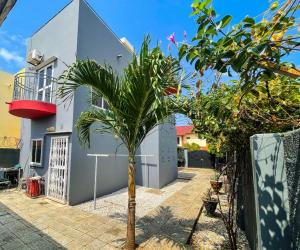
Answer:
top-left (12, 72), bottom-right (57, 104)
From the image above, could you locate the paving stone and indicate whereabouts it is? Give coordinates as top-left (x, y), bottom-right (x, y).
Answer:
top-left (0, 215), bottom-right (15, 225)
top-left (84, 239), bottom-right (107, 250)
top-left (0, 168), bottom-right (213, 250)
top-left (64, 239), bottom-right (88, 250)
top-left (0, 232), bottom-right (17, 246)
top-left (99, 244), bottom-right (119, 250)
top-left (87, 226), bottom-right (111, 239)
top-left (1, 239), bottom-right (28, 250)
top-left (27, 238), bottom-right (63, 250)
top-left (17, 231), bottom-right (44, 244)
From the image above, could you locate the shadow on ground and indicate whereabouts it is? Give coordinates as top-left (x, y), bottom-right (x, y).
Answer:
top-left (0, 202), bottom-right (65, 250)
top-left (110, 205), bottom-right (195, 249)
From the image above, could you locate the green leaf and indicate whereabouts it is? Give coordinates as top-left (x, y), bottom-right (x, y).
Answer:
top-left (243, 16), bottom-right (255, 25)
top-left (270, 1), bottom-right (278, 10)
top-left (250, 89), bottom-right (259, 97)
top-left (231, 51), bottom-right (247, 72)
top-left (186, 49), bottom-right (199, 62)
top-left (248, 44), bottom-right (267, 56)
top-left (227, 68), bottom-right (232, 77)
top-left (214, 60), bottom-right (227, 73)
top-left (206, 24), bottom-right (217, 35)
top-left (220, 15), bottom-right (232, 28)
top-left (195, 59), bottom-right (201, 71)
top-left (197, 15), bottom-right (207, 24)
top-left (179, 44), bottom-right (188, 60)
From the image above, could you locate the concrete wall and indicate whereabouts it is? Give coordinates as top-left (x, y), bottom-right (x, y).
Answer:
top-left (67, 0), bottom-right (132, 205)
top-left (0, 148), bottom-right (19, 168)
top-left (0, 70), bottom-right (20, 141)
top-left (282, 129), bottom-right (300, 249)
top-left (250, 133), bottom-right (292, 250)
top-left (19, 0), bottom-right (178, 205)
top-left (67, 0), bottom-right (178, 204)
top-left (158, 119), bottom-right (178, 188)
top-left (138, 127), bottom-right (160, 188)
top-left (20, 0), bottom-right (79, 183)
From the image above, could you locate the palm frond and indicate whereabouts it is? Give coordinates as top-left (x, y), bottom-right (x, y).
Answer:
top-left (60, 36), bottom-right (182, 155)
top-left (59, 60), bottom-right (121, 111)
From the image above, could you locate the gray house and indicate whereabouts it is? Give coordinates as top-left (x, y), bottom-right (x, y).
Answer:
top-left (8, 0), bottom-right (177, 205)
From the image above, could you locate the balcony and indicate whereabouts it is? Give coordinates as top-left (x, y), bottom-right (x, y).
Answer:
top-left (8, 72), bottom-right (57, 119)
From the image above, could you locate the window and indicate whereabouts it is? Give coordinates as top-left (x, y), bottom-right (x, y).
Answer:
top-left (31, 139), bottom-right (43, 165)
top-left (177, 137), bottom-right (180, 145)
top-left (37, 64), bottom-right (53, 102)
top-left (186, 137), bottom-right (191, 139)
top-left (91, 89), bottom-right (109, 110)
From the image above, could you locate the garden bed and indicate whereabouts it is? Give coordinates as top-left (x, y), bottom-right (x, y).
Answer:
top-left (192, 193), bottom-right (250, 249)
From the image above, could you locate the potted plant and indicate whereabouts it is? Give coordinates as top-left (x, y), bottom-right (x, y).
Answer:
top-left (202, 188), bottom-right (218, 216)
top-left (210, 171), bottom-right (223, 193)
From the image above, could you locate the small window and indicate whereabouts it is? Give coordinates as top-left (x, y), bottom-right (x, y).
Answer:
top-left (31, 139), bottom-right (43, 165)
top-left (91, 89), bottom-right (109, 110)
top-left (186, 137), bottom-right (191, 139)
top-left (177, 137), bottom-right (180, 144)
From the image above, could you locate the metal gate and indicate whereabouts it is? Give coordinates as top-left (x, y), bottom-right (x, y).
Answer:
top-left (47, 136), bottom-right (69, 203)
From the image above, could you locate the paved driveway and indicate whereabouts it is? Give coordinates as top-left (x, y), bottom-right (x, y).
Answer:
top-left (0, 168), bottom-right (214, 250)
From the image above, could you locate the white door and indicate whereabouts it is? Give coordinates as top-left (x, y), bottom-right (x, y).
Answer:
top-left (37, 64), bottom-right (53, 102)
top-left (47, 136), bottom-right (69, 203)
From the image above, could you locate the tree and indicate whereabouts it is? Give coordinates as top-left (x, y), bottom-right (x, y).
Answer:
top-left (172, 1), bottom-right (299, 248)
top-left (179, 0), bottom-right (300, 92)
top-left (59, 37), bottom-right (181, 250)
top-left (174, 76), bottom-right (299, 249)
top-left (183, 142), bottom-right (200, 151)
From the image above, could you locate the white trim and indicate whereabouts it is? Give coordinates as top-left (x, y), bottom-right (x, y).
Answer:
top-left (90, 87), bottom-right (108, 110)
top-left (36, 63), bottom-right (54, 102)
top-left (30, 138), bottom-right (43, 166)
top-left (47, 136), bottom-right (69, 204)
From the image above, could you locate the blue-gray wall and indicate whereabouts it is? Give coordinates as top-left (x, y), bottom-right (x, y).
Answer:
top-left (20, 0), bottom-right (80, 192)
top-left (251, 133), bottom-right (292, 250)
top-left (20, 0), bottom-right (178, 206)
top-left (68, 0), bottom-right (132, 205)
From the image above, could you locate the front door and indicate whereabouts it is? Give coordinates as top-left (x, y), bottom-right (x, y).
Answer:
top-left (47, 136), bottom-right (69, 203)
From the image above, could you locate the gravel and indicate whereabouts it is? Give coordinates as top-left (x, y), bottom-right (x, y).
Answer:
top-left (76, 179), bottom-right (189, 221)
top-left (192, 193), bottom-right (250, 250)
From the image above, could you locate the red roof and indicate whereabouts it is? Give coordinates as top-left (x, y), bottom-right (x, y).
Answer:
top-left (176, 125), bottom-right (194, 136)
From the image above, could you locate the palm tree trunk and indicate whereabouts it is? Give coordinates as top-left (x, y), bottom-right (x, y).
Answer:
top-left (126, 155), bottom-right (136, 250)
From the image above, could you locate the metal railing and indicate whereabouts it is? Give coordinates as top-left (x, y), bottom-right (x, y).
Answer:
top-left (12, 72), bottom-right (57, 104)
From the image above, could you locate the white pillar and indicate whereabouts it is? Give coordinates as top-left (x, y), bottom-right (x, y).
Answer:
top-left (184, 149), bottom-right (188, 168)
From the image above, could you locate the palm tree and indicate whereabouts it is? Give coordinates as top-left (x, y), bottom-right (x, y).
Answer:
top-left (59, 37), bottom-right (181, 249)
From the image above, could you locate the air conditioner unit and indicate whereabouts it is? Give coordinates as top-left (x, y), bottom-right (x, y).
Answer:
top-left (27, 49), bottom-right (43, 66)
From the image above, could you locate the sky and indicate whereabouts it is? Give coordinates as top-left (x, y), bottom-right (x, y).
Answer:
top-left (0, 0), bottom-right (298, 125)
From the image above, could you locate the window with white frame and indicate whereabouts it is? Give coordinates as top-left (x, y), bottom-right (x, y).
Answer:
top-left (31, 139), bottom-right (43, 165)
top-left (91, 89), bottom-right (109, 110)
top-left (37, 64), bottom-right (53, 103)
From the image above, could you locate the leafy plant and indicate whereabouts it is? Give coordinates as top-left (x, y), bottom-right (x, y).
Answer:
top-left (179, 0), bottom-right (300, 91)
top-left (202, 188), bottom-right (217, 201)
top-left (211, 170), bottom-right (221, 181)
top-left (59, 36), bottom-right (182, 250)
top-left (183, 142), bottom-right (200, 151)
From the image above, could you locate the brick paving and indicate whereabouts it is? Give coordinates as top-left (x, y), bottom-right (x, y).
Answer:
top-left (0, 168), bottom-right (213, 249)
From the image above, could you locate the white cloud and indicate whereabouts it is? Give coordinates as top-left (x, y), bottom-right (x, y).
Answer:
top-left (0, 48), bottom-right (24, 65)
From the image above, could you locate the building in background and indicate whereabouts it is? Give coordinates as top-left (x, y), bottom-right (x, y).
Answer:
top-left (0, 70), bottom-right (21, 148)
top-left (176, 125), bottom-right (207, 150)
top-left (0, 70), bottom-right (21, 169)
top-left (7, 0), bottom-right (177, 205)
